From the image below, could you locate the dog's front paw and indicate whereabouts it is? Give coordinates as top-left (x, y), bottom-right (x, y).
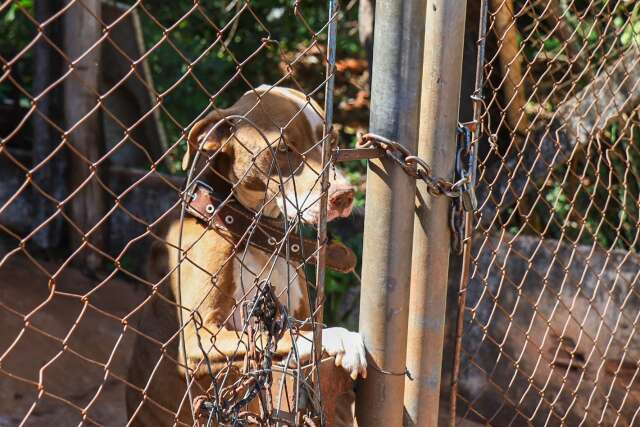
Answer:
top-left (322, 327), bottom-right (367, 380)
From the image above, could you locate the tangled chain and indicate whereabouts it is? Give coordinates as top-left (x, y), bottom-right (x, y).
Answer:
top-left (194, 281), bottom-right (288, 426)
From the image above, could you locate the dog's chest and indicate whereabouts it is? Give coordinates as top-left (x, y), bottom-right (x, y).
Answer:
top-left (229, 246), bottom-right (305, 330)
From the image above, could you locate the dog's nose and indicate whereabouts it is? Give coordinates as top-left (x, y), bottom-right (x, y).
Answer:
top-left (329, 187), bottom-right (355, 214)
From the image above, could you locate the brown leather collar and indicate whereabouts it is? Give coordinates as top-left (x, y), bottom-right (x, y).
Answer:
top-left (185, 181), bottom-right (357, 274)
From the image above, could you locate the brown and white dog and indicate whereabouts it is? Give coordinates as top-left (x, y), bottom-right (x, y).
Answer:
top-left (126, 85), bottom-right (367, 426)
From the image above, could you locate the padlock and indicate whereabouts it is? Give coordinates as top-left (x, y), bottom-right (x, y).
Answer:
top-left (460, 175), bottom-right (477, 212)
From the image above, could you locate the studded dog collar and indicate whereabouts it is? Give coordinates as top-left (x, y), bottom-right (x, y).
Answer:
top-left (185, 181), bottom-right (357, 274)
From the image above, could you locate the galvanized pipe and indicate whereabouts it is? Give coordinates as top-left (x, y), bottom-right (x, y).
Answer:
top-left (404, 1), bottom-right (468, 426)
top-left (355, 1), bottom-right (426, 426)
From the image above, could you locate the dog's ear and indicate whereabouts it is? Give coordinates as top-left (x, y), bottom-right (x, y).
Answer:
top-left (183, 110), bottom-right (234, 170)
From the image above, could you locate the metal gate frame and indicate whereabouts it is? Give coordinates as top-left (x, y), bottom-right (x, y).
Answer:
top-left (355, 0), bottom-right (470, 425)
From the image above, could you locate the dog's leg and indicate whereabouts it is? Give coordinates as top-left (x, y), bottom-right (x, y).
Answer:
top-left (298, 327), bottom-right (368, 380)
top-left (180, 325), bottom-right (367, 380)
top-left (163, 219), bottom-right (367, 385)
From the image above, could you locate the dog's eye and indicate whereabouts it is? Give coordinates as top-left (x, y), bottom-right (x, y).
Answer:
top-left (277, 143), bottom-right (291, 153)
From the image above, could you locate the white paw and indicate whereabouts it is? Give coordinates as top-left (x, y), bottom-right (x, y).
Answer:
top-left (322, 327), bottom-right (367, 380)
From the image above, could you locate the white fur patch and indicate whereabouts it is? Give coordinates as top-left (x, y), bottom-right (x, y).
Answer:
top-left (322, 327), bottom-right (368, 379)
top-left (275, 191), bottom-right (318, 223)
top-left (230, 246), bottom-right (304, 328)
top-left (293, 327), bottom-right (368, 380)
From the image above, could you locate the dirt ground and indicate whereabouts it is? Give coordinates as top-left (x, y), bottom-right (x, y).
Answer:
top-left (0, 252), bottom-right (478, 427)
top-left (0, 254), bottom-right (147, 426)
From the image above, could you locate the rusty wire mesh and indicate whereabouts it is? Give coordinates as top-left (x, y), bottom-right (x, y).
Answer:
top-left (453, 0), bottom-right (640, 425)
top-left (0, 1), bottom-right (365, 425)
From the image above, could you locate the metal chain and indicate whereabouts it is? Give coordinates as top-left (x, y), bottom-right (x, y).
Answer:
top-left (450, 124), bottom-right (478, 254)
top-left (193, 280), bottom-right (288, 426)
top-left (357, 132), bottom-right (474, 200)
top-left (357, 128), bottom-right (477, 254)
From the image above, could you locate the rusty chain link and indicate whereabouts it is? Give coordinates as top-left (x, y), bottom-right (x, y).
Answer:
top-left (3, 0), bottom-right (640, 425)
top-left (452, 0), bottom-right (640, 426)
top-left (357, 132), bottom-right (477, 204)
top-left (356, 129), bottom-right (477, 254)
top-left (450, 124), bottom-right (477, 254)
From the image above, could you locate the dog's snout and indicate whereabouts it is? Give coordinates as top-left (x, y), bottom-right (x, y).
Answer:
top-left (329, 187), bottom-right (355, 214)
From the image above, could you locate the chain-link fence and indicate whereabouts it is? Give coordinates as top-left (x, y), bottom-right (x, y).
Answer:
top-left (5, 0), bottom-right (640, 426)
top-left (452, 0), bottom-right (640, 425)
top-left (0, 1), bottom-right (370, 425)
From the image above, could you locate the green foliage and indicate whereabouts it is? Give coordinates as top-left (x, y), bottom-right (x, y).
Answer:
top-left (508, 0), bottom-right (640, 256)
top-left (133, 0), bottom-right (361, 175)
top-left (537, 126), bottom-right (640, 252)
top-left (617, 2), bottom-right (640, 48)
top-left (0, 0), bottom-right (35, 107)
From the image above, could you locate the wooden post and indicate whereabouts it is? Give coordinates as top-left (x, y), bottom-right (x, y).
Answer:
top-left (33, 0), bottom-right (66, 250)
top-left (64, 0), bottom-right (105, 269)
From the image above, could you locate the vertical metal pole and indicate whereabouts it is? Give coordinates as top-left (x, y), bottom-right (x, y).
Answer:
top-left (316, 0), bottom-right (339, 347)
top-left (404, 1), bottom-right (468, 426)
top-left (314, 1), bottom-right (339, 423)
top-left (356, 1), bottom-right (426, 426)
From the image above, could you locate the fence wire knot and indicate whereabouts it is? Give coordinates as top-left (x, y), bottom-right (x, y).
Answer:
top-left (368, 364), bottom-right (414, 381)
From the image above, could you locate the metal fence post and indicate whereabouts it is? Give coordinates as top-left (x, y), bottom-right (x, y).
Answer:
top-left (355, 0), bottom-right (426, 425)
top-left (404, 1), bottom-right (468, 425)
